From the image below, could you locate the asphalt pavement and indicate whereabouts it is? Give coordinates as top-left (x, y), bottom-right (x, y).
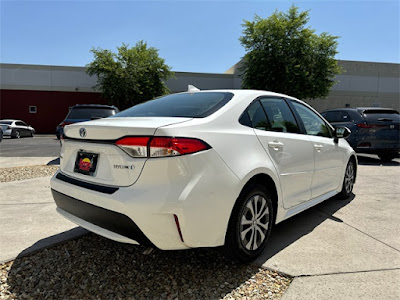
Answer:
top-left (0, 135), bottom-right (61, 157)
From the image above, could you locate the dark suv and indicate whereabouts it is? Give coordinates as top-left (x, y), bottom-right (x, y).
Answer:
top-left (57, 104), bottom-right (119, 139)
top-left (321, 107), bottom-right (400, 161)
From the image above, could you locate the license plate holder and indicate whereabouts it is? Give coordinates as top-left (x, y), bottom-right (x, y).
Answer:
top-left (74, 151), bottom-right (99, 176)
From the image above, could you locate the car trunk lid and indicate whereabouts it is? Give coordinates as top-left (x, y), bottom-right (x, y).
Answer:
top-left (60, 117), bottom-right (192, 187)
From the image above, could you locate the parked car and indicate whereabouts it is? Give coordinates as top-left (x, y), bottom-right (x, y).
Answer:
top-left (50, 88), bottom-right (356, 262)
top-left (56, 104), bottom-right (119, 139)
top-left (0, 119), bottom-right (35, 138)
top-left (321, 108), bottom-right (400, 161)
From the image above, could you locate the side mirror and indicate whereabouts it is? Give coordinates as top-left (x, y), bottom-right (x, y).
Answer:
top-left (334, 127), bottom-right (351, 143)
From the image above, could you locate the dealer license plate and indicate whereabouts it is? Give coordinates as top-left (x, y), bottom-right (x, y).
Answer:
top-left (74, 151), bottom-right (99, 176)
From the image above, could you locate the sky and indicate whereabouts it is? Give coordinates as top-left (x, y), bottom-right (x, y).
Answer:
top-left (0, 0), bottom-right (399, 73)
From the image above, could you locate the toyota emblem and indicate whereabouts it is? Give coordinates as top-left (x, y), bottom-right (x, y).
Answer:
top-left (79, 128), bottom-right (86, 138)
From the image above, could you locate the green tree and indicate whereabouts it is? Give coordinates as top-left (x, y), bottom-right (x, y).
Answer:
top-left (240, 5), bottom-right (341, 99)
top-left (86, 41), bottom-right (174, 110)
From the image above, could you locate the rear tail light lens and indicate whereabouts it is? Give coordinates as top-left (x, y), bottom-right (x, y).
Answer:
top-left (357, 123), bottom-right (372, 128)
top-left (115, 137), bottom-right (210, 158)
top-left (357, 123), bottom-right (385, 128)
top-left (149, 137), bottom-right (210, 157)
top-left (116, 137), bottom-right (150, 157)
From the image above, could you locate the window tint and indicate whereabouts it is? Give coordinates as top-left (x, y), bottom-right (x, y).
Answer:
top-left (114, 92), bottom-right (233, 118)
top-left (362, 109), bottom-right (399, 115)
top-left (260, 98), bottom-right (300, 133)
top-left (247, 101), bottom-right (270, 130)
top-left (0, 121), bottom-right (12, 125)
top-left (67, 108), bottom-right (117, 119)
top-left (16, 121), bottom-right (26, 126)
top-left (323, 111), bottom-right (351, 123)
top-left (292, 101), bottom-right (332, 138)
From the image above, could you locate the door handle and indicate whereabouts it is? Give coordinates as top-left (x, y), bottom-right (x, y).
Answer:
top-left (268, 141), bottom-right (284, 150)
top-left (314, 144), bottom-right (323, 152)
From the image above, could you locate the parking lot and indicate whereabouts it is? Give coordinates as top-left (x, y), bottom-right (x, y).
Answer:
top-left (0, 135), bottom-right (61, 157)
top-left (0, 136), bottom-right (399, 299)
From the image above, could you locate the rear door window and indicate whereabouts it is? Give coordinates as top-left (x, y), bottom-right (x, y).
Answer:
top-left (260, 98), bottom-right (300, 133)
top-left (323, 111), bottom-right (351, 123)
top-left (241, 98), bottom-right (300, 133)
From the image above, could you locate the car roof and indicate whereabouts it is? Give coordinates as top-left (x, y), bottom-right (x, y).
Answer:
top-left (181, 89), bottom-right (304, 104)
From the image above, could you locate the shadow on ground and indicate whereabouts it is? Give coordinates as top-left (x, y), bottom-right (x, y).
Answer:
top-left (5, 194), bottom-right (353, 299)
top-left (46, 157), bottom-right (60, 165)
top-left (255, 194), bottom-right (354, 264)
top-left (356, 154), bottom-right (400, 166)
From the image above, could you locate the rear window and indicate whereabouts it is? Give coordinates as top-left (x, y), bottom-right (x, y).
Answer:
top-left (67, 108), bottom-right (117, 119)
top-left (113, 92), bottom-right (234, 118)
top-left (362, 109), bottom-right (399, 115)
top-left (0, 121), bottom-right (12, 125)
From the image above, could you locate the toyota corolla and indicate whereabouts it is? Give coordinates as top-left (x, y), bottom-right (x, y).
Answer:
top-left (50, 88), bottom-right (357, 261)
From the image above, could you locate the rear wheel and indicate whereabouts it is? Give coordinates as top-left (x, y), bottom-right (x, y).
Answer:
top-left (12, 130), bottom-right (21, 139)
top-left (224, 183), bottom-right (274, 262)
top-left (338, 159), bottom-right (356, 199)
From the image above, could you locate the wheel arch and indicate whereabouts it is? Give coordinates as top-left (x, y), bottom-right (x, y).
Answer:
top-left (228, 172), bottom-right (280, 229)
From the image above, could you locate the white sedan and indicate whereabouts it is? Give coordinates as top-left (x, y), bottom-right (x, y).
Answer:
top-left (0, 119), bottom-right (35, 138)
top-left (50, 88), bottom-right (356, 261)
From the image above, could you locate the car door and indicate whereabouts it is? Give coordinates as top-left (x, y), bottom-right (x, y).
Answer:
top-left (15, 121), bottom-right (27, 136)
top-left (290, 101), bottom-right (346, 198)
top-left (245, 97), bottom-right (315, 209)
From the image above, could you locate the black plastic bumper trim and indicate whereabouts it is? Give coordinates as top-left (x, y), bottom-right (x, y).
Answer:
top-left (56, 172), bottom-right (119, 194)
top-left (51, 189), bottom-right (154, 247)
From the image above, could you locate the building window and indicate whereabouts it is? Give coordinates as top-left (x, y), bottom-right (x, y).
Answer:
top-left (29, 106), bottom-right (37, 113)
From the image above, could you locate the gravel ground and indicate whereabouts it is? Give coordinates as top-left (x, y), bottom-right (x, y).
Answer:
top-left (0, 234), bottom-right (291, 299)
top-left (0, 165), bottom-right (59, 182)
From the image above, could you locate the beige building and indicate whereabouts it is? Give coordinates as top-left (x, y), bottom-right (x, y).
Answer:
top-left (0, 60), bottom-right (399, 133)
top-left (225, 60), bottom-right (400, 112)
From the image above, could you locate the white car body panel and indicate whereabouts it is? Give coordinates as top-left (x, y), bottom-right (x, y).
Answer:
top-left (51, 89), bottom-right (356, 251)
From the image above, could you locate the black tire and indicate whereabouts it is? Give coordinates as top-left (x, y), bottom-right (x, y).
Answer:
top-left (378, 153), bottom-right (396, 162)
top-left (224, 183), bottom-right (274, 262)
top-left (30, 131), bottom-right (34, 137)
top-left (12, 130), bottom-right (21, 139)
top-left (338, 159), bottom-right (356, 199)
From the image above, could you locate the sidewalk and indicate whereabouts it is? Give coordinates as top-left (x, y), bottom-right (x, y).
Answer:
top-left (256, 162), bottom-right (400, 299)
top-left (0, 157), bottom-right (60, 168)
top-left (0, 159), bottom-right (87, 263)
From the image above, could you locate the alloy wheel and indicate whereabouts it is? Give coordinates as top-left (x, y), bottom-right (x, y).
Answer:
top-left (240, 195), bottom-right (270, 251)
top-left (344, 162), bottom-right (354, 194)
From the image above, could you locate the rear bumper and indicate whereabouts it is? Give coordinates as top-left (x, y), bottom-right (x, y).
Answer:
top-left (50, 149), bottom-right (241, 250)
top-left (52, 189), bottom-right (154, 246)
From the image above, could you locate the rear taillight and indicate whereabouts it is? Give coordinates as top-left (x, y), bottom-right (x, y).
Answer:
top-left (149, 137), bottom-right (209, 157)
top-left (115, 137), bottom-right (210, 158)
top-left (357, 123), bottom-right (385, 128)
top-left (116, 137), bottom-right (150, 158)
top-left (61, 122), bottom-right (72, 128)
top-left (357, 123), bottom-right (372, 128)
